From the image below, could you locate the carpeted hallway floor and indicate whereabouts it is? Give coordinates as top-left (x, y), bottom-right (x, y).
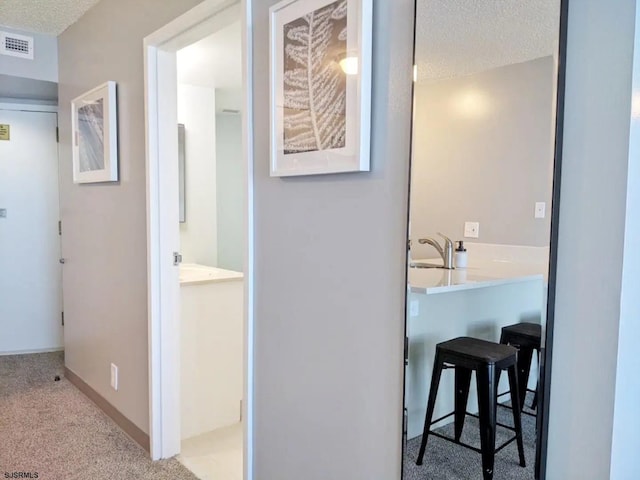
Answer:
top-left (0, 352), bottom-right (198, 480)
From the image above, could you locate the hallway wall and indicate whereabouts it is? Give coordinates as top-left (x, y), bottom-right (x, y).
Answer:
top-left (250, 1), bottom-right (413, 478)
top-left (57, 0), bottom-right (201, 435)
top-left (547, 0), bottom-right (640, 478)
top-left (0, 25), bottom-right (58, 83)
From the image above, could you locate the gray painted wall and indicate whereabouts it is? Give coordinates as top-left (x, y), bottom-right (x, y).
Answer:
top-left (547, 0), bottom-right (640, 478)
top-left (251, 0), bottom-right (413, 478)
top-left (410, 56), bottom-right (554, 249)
top-left (0, 25), bottom-right (58, 82)
top-left (216, 113), bottom-right (243, 272)
top-left (57, 0), bottom-right (201, 434)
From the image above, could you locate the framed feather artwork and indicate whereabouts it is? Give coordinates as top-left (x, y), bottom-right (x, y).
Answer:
top-left (269, 0), bottom-right (372, 176)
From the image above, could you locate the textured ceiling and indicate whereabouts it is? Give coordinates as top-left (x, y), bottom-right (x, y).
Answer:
top-left (0, 0), bottom-right (100, 35)
top-left (1, 0), bottom-right (560, 77)
top-left (416, 0), bottom-right (560, 81)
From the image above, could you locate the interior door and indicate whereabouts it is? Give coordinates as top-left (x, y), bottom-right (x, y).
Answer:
top-left (0, 108), bottom-right (63, 354)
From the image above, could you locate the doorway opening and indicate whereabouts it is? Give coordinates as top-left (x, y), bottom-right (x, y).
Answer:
top-left (144, 1), bottom-right (254, 479)
top-left (176, 14), bottom-right (244, 480)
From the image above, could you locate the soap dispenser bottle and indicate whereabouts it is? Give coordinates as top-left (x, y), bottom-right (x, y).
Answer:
top-left (454, 241), bottom-right (468, 268)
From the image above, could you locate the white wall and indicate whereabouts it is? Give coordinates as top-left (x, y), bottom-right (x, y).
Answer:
top-left (0, 74), bottom-right (57, 103)
top-left (0, 25), bottom-right (58, 82)
top-left (410, 56), bottom-right (554, 251)
top-left (547, 0), bottom-right (640, 478)
top-left (609, 4), bottom-right (640, 477)
top-left (178, 83), bottom-right (218, 267)
top-left (216, 111), bottom-right (243, 272)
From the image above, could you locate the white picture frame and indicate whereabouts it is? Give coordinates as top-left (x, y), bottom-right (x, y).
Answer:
top-left (71, 81), bottom-right (118, 183)
top-left (269, 0), bottom-right (372, 176)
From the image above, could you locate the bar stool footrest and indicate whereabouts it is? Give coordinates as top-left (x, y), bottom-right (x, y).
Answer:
top-left (425, 429), bottom-right (518, 456)
top-left (496, 402), bottom-right (538, 418)
top-left (425, 411), bottom-right (520, 455)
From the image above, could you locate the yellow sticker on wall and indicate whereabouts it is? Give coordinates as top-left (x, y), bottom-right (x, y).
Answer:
top-left (0, 124), bottom-right (9, 141)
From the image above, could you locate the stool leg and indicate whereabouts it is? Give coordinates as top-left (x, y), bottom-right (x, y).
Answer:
top-left (517, 346), bottom-right (534, 411)
top-left (476, 364), bottom-right (497, 480)
top-left (507, 364), bottom-right (526, 467)
top-left (454, 366), bottom-right (472, 442)
top-left (531, 350), bottom-right (540, 410)
top-left (416, 350), bottom-right (444, 465)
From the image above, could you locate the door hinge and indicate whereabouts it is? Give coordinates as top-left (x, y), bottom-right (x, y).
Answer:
top-left (61, 311), bottom-right (64, 326)
top-left (56, 127), bottom-right (59, 143)
top-left (173, 252), bottom-right (183, 266)
top-left (58, 220), bottom-right (62, 235)
top-left (404, 336), bottom-right (409, 365)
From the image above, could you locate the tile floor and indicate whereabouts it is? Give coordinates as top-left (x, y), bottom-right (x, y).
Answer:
top-left (178, 423), bottom-right (243, 480)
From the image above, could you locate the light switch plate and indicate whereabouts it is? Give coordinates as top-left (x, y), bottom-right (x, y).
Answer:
top-left (464, 221), bottom-right (479, 238)
top-left (110, 363), bottom-right (118, 391)
top-left (0, 209), bottom-right (6, 218)
top-left (535, 202), bottom-right (546, 219)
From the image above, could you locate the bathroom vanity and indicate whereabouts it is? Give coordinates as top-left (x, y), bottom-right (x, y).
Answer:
top-left (180, 264), bottom-right (244, 440)
top-left (405, 247), bottom-right (547, 439)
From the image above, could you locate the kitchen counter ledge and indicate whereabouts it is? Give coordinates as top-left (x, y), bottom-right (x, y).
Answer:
top-left (409, 258), bottom-right (547, 295)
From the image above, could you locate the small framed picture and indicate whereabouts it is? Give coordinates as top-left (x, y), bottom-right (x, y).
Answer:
top-left (71, 81), bottom-right (118, 183)
top-left (269, 0), bottom-right (372, 176)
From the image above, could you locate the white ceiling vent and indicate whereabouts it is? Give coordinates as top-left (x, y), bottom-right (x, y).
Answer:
top-left (0, 31), bottom-right (34, 60)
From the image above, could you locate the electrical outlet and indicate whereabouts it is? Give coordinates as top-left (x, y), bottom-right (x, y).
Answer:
top-left (110, 363), bottom-right (118, 391)
top-left (535, 202), bottom-right (546, 219)
top-left (0, 208), bottom-right (6, 218)
top-left (409, 300), bottom-right (419, 317)
top-left (464, 221), bottom-right (480, 238)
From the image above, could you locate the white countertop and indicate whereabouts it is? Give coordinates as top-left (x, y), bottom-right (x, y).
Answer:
top-left (180, 263), bottom-right (244, 285)
top-left (409, 258), bottom-right (546, 295)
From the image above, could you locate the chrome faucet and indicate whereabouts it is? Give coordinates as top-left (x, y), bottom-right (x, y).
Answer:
top-left (418, 233), bottom-right (455, 269)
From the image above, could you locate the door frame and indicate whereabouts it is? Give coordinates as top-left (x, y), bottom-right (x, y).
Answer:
top-left (143, 2), bottom-right (254, 477)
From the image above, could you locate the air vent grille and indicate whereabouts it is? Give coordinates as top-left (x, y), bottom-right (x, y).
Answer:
top-left (0, 32), bottom-right (34, 59)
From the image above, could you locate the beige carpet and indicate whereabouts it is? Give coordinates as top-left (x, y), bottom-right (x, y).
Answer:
top-left (0, 352), bottom-right (198, 480)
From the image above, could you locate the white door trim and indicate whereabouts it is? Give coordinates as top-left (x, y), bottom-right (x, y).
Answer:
top-left (143, 3), bottom-right (254, 478)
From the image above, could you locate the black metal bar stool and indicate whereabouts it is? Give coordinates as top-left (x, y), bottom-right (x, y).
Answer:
top-left (416, 337), bottom-right (526, 480)
top-left (500, 322), bottom-right (542, 412)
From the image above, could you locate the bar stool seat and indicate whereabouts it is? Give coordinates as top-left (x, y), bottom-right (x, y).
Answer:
top-left (416, 337), bottom-right (526, 480)
top-left (500, 322), bottom-right (542, 411)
